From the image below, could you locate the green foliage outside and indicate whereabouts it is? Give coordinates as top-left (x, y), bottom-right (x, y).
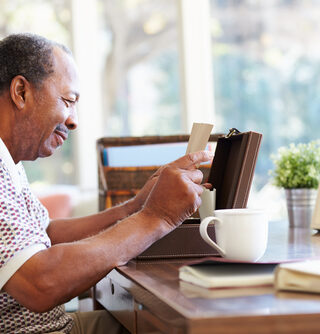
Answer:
top-left (151, 51), bottom-right (181, 134)
top-left (213, 54), bottom-right (320, 189)
top-left (270, 141), bottom-right (320, 189)
top-left (151, 51), bottom-right (320, 191)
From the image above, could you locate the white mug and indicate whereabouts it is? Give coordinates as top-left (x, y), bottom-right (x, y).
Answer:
top-left (198, 188), bottom-right (216, 221)
top-left (199, 208), bottom-right (269, 262)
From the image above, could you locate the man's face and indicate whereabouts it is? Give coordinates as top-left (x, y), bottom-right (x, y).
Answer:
top-left (27, 47), bottom-right (80, 160)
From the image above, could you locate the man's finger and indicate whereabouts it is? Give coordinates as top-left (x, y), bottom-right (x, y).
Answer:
top-left (184, 169), bottom-right (204, 185)
top-left (170, 151), bottom-right (213, 170)
top-left (194, 183), bottom-right (205, 196)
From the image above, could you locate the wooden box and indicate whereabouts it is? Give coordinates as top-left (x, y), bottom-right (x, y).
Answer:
top-left (97, 134), bottom-right (223, 211)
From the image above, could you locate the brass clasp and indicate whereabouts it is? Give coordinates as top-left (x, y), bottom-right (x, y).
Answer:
top-left (225, 128), bottom-right (241, 138)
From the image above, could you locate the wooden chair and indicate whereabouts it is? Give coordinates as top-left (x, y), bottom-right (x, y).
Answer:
top-left (97, 134), bottom-right (224, 211)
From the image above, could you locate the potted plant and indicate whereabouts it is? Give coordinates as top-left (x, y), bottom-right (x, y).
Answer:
top-left (270, 141), bottom-right (320, 228)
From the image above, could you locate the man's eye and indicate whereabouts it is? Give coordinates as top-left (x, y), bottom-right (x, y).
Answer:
top-left (63, 98), bottom-right (75, 107)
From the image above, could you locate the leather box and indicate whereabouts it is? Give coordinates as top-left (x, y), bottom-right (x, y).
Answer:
top-left (137, 218), bottom-right (218, 259)
top-left (97, 130), bottom-right (262, 260)
top-left (138, 130), bottom-right (262, 259)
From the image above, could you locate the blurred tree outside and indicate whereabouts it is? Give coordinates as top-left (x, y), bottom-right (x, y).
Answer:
top-left (98, 0), bottom-right (181, 136)
top-left (150, 51), bottom-right (181, 134)
top-left (210, 0), bottom-right (320, 190)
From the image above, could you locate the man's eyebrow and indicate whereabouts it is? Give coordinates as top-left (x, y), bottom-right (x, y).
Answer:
top-left (70, 91), bottom-right (80, 100)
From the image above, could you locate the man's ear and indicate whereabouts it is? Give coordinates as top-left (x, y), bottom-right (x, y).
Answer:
top-left (9, 75), bottom-right (32, 110)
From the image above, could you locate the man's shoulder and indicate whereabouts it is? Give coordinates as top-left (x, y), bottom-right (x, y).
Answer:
top-left (0, 157), bottom-right (10, 178)
top-left (0, 159), bottom-right (28, 195)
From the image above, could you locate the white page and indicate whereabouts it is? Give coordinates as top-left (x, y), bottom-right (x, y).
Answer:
top-left (179, 263), bottom-right (276, 289)
top-left (186, 123), bottom-right (214, 154)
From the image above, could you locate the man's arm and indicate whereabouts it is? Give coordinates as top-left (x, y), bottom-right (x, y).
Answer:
top-left (46, 150), bottom-right (201, 245)
top-left (5, 209), bottom-right (169, 313)
top-left (46, 168), bottom-right (161, 244)
top-left (46, 198), bottom-right (139, 245)
top-left (4, 151), bottom-right (212, 313)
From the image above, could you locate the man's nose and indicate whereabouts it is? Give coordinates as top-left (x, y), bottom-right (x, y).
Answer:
top-left (65, 110), bottom-right (78, 130)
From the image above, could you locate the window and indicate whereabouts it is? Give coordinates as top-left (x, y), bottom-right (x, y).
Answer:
top-left (210, 0), bottom-right (320, 193)
top-left (98, 0), bottom-right (181, 136)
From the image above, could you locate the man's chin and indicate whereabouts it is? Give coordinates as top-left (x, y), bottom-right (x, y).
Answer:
top-left (38, 146), bottom-right (60, 159)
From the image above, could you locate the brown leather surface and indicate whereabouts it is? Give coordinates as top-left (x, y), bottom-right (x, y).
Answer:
top-left (96, 133), bottom-right (261, 260)
top-left (137, 219), bottom-right (218, 259)
top-left (208, 131), bottom-right (262, 209)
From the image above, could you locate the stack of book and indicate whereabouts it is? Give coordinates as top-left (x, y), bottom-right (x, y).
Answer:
top-left (179, 258), bottom-right (320, 293)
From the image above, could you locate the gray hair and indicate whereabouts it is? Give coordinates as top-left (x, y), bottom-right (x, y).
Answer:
top-left (0, 33), bottom-right (72, 93)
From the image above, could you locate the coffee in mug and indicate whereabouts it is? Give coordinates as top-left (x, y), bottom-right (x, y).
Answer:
top-left (199, 208), bottom-right (268, 262)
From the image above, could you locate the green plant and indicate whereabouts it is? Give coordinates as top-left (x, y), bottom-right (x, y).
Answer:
top-left (270, 141), bottom-right (320, 189)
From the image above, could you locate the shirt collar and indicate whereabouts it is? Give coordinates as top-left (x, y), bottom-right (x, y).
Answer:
top-left (0, 137), bottom-right (22, 192)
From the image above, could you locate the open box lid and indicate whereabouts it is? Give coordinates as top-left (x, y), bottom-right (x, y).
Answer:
top-left (207, 129), bottom-right (262, 209)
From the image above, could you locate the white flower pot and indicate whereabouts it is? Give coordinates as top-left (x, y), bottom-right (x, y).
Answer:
top-left (285, 188), bottom-right (317, 228)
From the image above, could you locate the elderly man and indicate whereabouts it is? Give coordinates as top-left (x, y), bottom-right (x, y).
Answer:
top-left (0, 33), bottom-right (212, 334)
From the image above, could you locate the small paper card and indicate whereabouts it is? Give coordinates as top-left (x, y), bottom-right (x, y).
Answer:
top-left (311, 184), bottom-right (320, 230)
top-left (186, 123), bottom-right (214, 154)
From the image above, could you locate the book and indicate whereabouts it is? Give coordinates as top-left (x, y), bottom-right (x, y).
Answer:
top-left (274, 260), bottom-right (320, 293)
top-left (179, 261), bottom-right (277, 289)
top-left (179, 280), bottom-right (274, 299)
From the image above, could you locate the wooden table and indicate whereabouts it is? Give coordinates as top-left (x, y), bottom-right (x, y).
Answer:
top-left (95, 221), bottom-right (320, 333)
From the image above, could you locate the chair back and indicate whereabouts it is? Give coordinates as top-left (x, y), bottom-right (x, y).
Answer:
top-left (97, 134), bottom-right (223, 210)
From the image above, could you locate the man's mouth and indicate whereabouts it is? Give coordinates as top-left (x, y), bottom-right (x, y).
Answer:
top-left (54, 130), bottom-right (68, 146)
top-left (54, 130), bottom-right (68, 141)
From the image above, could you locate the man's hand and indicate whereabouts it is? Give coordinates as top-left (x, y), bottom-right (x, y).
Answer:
top-left (142, 151), bottom-right (213, 229)
top-left (129, 150), bottom-right (213, 213)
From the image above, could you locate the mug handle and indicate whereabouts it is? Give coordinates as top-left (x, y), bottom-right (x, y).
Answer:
top-left (199, 216), bottom-right (226, 257)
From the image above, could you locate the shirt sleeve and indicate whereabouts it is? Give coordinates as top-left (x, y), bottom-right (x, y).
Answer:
top-left (0, 162), bottom-right (51, 290)
top-left (0, 244), bottom-right (46, 289)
